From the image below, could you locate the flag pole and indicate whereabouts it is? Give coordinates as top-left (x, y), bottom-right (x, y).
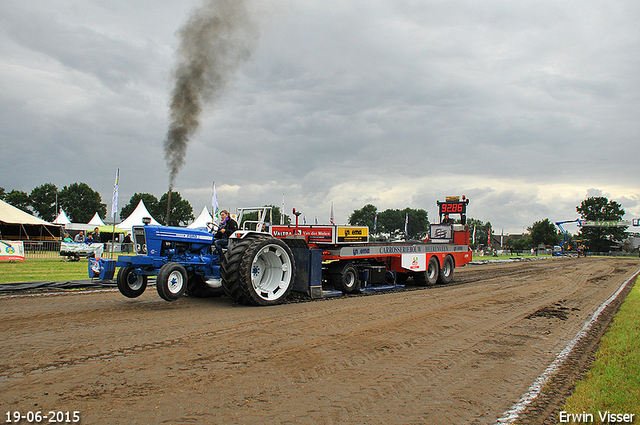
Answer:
top-left (111, 169), bottom-right (119, 260)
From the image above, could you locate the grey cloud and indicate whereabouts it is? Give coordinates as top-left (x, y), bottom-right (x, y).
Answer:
top-left (1, 0), bottom-right (639, 232)
top-left (3, 9), bottom-right (161, 90)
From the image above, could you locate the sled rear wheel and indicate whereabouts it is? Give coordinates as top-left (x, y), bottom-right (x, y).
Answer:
top-left (438, 255), bottom-right (455, 284)
top-left (332, 262), bottom-right (361, 294)
top-left (426, 257), bottom-right (440, 286)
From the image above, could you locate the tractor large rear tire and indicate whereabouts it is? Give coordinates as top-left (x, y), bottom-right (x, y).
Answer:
top-left (221, 235), bottom-right (295, 306)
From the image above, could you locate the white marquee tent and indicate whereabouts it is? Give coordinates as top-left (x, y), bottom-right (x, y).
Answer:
top-left (187, 206), bottom-right (213, 229)
top-left (88, 212), bottom-right (105, 226)
top-left (53, 209), bottom-right (71, 226)
top-left (117, 200), bottom-right (161, 233)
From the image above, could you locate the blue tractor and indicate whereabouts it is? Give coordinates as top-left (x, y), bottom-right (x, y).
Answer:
top-left (113, 207), bottom-right (297, 306)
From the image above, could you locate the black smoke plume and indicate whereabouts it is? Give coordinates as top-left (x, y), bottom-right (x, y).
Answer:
top-left (164, 0), bottom-right (257, 191)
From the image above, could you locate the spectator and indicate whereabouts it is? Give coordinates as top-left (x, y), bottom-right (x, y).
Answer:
top-left (63, 232), bottom-right (73, 242)
top-left (122, 233), bottom-right (132, 253)
top-left (74, 230), bottom-right (85, 243)
top-left (92, 227), bottom-right (101, 243)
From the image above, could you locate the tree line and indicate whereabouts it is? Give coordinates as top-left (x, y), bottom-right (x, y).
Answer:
top-left (1, 183), bottom-right (106, 223)
top-left (348, 204), bottom-right (429, 240)
top-left (348, 196), bottom-right (631, 252)
top-left (498, 197), bottom-right (629, 253)
top-left (2, 184), bottom-right (630, 251)
top-left (0, 184), bottom-right (194, 226)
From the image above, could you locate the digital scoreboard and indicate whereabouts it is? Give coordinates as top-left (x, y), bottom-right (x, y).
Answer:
top-left (437, 196), bottom-right (469, 216)
top-left (438, 201), bottom-right (467, 215)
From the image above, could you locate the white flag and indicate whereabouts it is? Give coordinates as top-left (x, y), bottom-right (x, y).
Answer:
top-left (111, 169), bottom-right (119, 219)
top-left (330, 202), bottom-right (335, 225)
top-left (404, 212), bottom-right (408, 237)
top-left (212, 182), bottom-right (220, 222)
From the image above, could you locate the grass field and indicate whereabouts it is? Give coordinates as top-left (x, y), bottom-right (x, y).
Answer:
top-left (0, 258), bottom-right (98, 283)
top-left (560, 276), bottom-right (640, 422)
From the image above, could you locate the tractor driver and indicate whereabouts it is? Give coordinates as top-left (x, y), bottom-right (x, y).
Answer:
top-left (214, 210), bottom-right (238, 261)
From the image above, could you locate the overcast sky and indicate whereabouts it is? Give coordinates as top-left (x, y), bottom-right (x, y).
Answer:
top-left (1, 0), bottom-right (639, 234)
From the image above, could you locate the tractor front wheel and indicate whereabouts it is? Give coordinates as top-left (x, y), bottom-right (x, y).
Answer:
top-left (117, 267), bottom-right (147, 298)
top-left (156, 262), bottom-right (187, 302)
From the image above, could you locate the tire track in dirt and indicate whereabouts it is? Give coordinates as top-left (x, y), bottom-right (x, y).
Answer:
top-left (164, 259), bottom-right (633, 423)
top-left (298, 274), bottom-right (577, 422)
top-left (498, 267), bottom-right (639, 424)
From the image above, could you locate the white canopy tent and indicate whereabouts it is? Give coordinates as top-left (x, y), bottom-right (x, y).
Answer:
top-left (117, 200), bottom-right (161, 233)
top-left (187, 206), bottom-right (213, 229)
top-left (88, 213), bottom-right (106, 226)
top-left (53, 209), bottom-right (71, 226)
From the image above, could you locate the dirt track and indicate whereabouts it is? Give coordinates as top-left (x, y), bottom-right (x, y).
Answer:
top-left (0, 257), bottom-right (638, 425)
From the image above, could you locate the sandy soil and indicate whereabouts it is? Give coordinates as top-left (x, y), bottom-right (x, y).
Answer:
top-left (0, 257), bottom-right (638, 425)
